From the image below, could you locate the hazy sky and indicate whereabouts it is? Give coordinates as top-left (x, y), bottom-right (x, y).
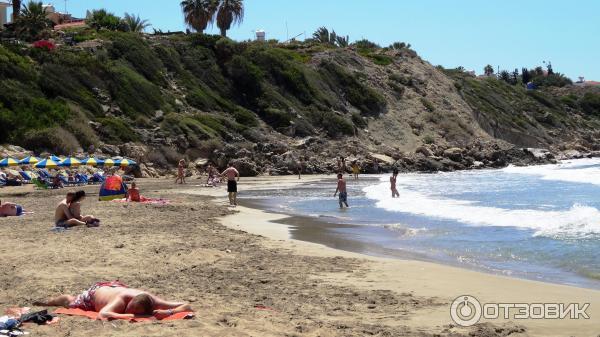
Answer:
top-left (18, 0), bottom-right (600, 80)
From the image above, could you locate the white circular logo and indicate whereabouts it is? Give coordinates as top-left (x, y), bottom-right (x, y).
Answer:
top-left (450, 295), bottom-right (482, 327)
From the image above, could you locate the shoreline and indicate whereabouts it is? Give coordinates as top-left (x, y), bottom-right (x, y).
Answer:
top-left (198, 177), bottom-right (600, 337)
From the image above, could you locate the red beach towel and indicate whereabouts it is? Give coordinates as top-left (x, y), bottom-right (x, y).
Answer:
top-left (53, 308), bottom-right (194, 322)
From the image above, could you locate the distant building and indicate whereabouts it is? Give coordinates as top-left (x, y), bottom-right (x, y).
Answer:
top-left (574, 76), bottom-right (600, 87)
top-left (0, 1), bottom-right (9, 26)
top-left (255, 30), bottom-right (265, 42)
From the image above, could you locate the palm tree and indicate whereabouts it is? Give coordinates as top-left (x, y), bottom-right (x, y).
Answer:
top-left (124, 13), bottom-right (151, 33)
top-left (12, 0), bottom-right (21, 21)
top-left (16, 1), bottom-right (53, 41)
top-left (215, 0), bottom-right (243, 37)
top-left (484, 64), bottom-right (494, 76)
top-left (180, 0), bottom-right (217, 33)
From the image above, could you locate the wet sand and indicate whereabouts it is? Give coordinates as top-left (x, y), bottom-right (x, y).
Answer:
top-left (0, 176), bottom-right (598, 336)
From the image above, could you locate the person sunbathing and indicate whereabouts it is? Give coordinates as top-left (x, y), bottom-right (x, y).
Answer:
top-left (126, 182), bottom-right (141, 202)
top-left (0, 199), bottom-right (25, 217)
top-left (36, 281), bottom-right (193, 320)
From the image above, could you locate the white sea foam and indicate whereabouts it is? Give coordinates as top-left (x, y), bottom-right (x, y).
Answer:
top-left (364, 181), bottom-right (600, 239)
top-left (502, 158), bottom-right (600, 186)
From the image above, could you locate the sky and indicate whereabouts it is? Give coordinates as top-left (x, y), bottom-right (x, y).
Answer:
top-left (11, 0), bottom-right (600, 80)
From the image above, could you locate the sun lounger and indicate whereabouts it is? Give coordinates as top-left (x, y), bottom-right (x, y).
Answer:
top-left (19, 171), bottom-right (32, 183)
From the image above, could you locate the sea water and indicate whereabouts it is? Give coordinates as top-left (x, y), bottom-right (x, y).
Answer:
top-left (242, 158), bottom-right (600, 289)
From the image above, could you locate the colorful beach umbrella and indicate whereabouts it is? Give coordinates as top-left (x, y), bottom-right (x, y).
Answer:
top-left (19, 156), bottom-right (40, 165)
top-left (49, 155), bottom-right (63, 162)
top-left (0, 158), bottom-right (19, 167)
top-left (81, 157), bottom-right (103, 166)
top-left (116, 158), bottom-right (136, 167)
top-left (103, 158), bottom-right (115, 167)
top-left (59, 157), bottom-right (82, 167)
top-left (35, 158), bottom-right (59, 169)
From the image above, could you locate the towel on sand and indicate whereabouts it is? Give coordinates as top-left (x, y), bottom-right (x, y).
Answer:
top-left (111, 197), bottom-right (170, 205)
top-left (53, 308), bottom-right (194, 322)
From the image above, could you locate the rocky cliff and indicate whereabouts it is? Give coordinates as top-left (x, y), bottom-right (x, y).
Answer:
top-left (1, 31), bottom-right (599, 176)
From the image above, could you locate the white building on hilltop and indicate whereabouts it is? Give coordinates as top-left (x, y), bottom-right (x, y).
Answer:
top-left (0, 1), bottom-right (10, 27)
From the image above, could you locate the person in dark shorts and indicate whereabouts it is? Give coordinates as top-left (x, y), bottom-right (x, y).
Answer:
top-left (221, 162), bottom-right (240, 207)
top-left (333, 173), bottom-right (349, 208)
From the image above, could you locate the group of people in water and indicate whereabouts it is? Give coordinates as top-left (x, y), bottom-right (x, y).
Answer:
top-left (334, 157), bottom-right (400, 209)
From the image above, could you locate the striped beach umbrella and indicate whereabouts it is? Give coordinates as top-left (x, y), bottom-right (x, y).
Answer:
top-left (35, 158), bottom-right (59, 169)
top-left (59, 157), bottom-right (82, 167)
top-left (81, 157), bottom-right (103, 166)
top-left (49, 155), bottom-right (63, 162)
top-left (0, 158), bottom-right (19, 167)
top-left (19, 156), bottom-right (41, 166)
top-left (116, 158), bottom-right (136, 167)
top-left (103, 158), bottom-right (116, 167)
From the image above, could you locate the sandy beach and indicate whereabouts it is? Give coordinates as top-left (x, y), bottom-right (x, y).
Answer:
top-left (1, 176), bottom-right (598, 336)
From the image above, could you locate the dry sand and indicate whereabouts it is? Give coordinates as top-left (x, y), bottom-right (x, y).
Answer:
top-left (0, 176), bottom-right (598, 336)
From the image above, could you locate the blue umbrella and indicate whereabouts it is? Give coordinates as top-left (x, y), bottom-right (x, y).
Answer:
top-left (19, 156), bottom-right (41, 165)
top-left (59, 157), bottom-right (82, 167)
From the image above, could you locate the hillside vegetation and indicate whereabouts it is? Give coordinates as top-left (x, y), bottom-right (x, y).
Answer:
top-left (1, 31), bottom-right (599, 174)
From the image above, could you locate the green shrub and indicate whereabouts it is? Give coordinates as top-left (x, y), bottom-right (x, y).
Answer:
top-left (527, 90), bottom-right (556, 108)
top-left (0, 97), bottom-right (71, 143)
top-left (319, 61), bottom-right (386, 115)
top-left (293, 118), bottom-right (315, 137)
top-left (260, 108), bottom-right (292, 128)
top-left (107, 62), bottom-right (164, 117)
top-left (107, 32), bottom-right (165, 84)
top-left (423, 134), bottom-right (435, 144)
top-left (560, 94), bottom-right (578, 108)
top-left (232, 107), bottom-right (259, 127)
top-left (96, 117), bottom-right (139, 143)
top-left (229, 55), bottom-right (264, 102)
top-left (580, 93), bottom-right (600, 116)
top-left (309, 110), bottom-right (354, 137)
top-left (388, 81), bottom-right (405, 98)
top-left (22, 127), bottom-right (81, 154)
top-left (351, 112), bottom-right (368, 128)
top-left (420, 98), bottom-right (435, 112)
top-left (368, 53), bottom-right (393, 66)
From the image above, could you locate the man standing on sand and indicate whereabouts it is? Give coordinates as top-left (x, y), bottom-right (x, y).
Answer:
top-left (221, 162), bottom-right (240, 207)
top-left (351, 161), bottom-right (360, 180)
top-left (333, 173), bottom-right (349, 209)
top-left (391, 169), bottom-right (400, 198)
top-left (36, 281), bottom-right (193, 320)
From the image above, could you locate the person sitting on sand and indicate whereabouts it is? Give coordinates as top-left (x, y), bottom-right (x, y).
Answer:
top-left (35, 281), bottom-right (193, 320)
top-left (51, 175), bottom-right (63, 189)
top-left (390, 169), bottom-right (400, 198)
top-left (69, 191), bottom-right (100, 226)
top-left (333, 173), bottom-right (349, 209)
top-left (221, 162), bottom-right (240, 207)
top-left (126, 182), bottom-right (141, 202)
top-left (0, 199), bottom-right (25, 217)
top-left (54, 191), bottom-right (98, 228)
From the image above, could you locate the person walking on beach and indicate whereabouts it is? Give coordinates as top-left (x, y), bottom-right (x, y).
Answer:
top-left (175, 159), bottom-right (186, 184)
top-left (221, 162), bottom-right (240, 207)
top-left (333, 173), bottom-right (349, 208)
top-left (351, 161), bottom-right (360, 180)
top-left (390, 169), bottom-right (400, 198)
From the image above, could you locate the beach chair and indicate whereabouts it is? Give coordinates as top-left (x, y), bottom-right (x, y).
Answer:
top-left (75, 173), bottom-right (89, 185)
top-left (19, 171), bottom-right (32, 183)
top-left (0, 178), bottom-right (5, 187)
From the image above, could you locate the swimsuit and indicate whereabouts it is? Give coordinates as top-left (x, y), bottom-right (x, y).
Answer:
top-left (15, 205), bottom-right (23, 216)
top-left (55, 219), bottom-right (68, 228)
top-left (339, 192), bottom-right (348, 203)
top-left (227, 180), bottom-right (237, 193)
top-left (69, 281), bottom-right (128, 311)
